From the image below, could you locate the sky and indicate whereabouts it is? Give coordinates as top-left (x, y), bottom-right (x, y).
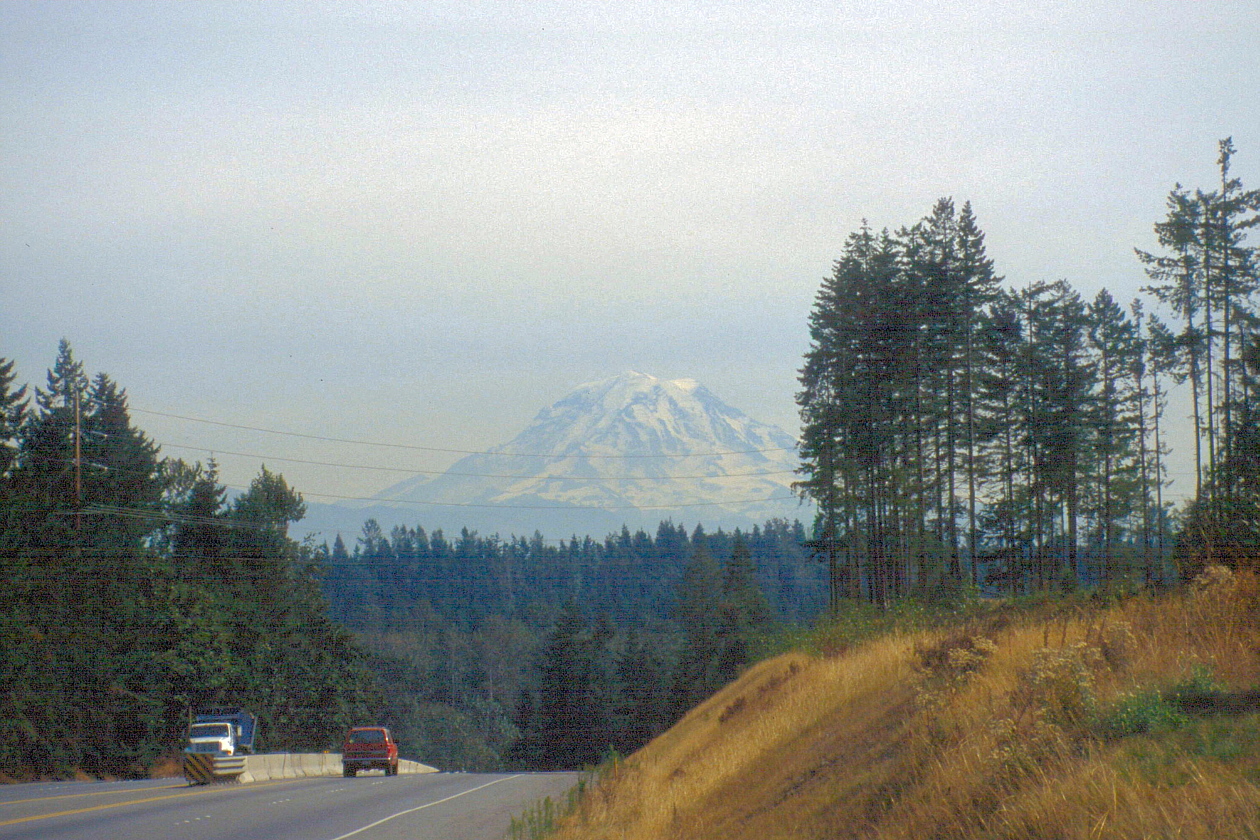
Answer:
top-left (3, 1), bottom-right (1259, 508)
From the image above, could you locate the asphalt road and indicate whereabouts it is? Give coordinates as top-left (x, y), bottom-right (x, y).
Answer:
top-left (0, 771), bottom-right (580, 840)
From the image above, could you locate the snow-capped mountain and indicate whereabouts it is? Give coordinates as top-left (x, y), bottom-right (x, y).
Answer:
top-left (367, 371), bottom-right (808, 534)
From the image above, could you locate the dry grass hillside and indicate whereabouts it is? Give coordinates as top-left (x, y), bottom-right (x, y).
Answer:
top-left (550, 567), bottom-right (1260, 840)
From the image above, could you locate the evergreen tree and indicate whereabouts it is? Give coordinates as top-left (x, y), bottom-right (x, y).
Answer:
top-left (1085, 290), bottom-right (1141, 584)
top-left (955, 201), bottom-right (1002, 581)
top-left (0, 357), bottom-right (29, 558)
top-left (0, 357), bottom-right (27, 478)
top-left (168, 460), bottom-right (229, 573)
top-left (715, 533), bottom-right (771, 681)
top-left (609, 629), bottom-right (670, 754)
top-left (669, 532), bottom-right (726, 714)
top-left (974, 291), bottom-right (1028, 592)
top-left (0, 347), bottom-right (382, 777)
top-left (1140, 140), bottom-right (1260, 502)
top-left (1140, 183), bottom-right (1206, 502)
top-left (509, 600), bottom-right (612, 770)
top-left (1204, 139), bottom-right (1260, 497)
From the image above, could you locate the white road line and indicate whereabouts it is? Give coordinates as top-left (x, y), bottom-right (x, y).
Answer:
top-left (325, 775), bottom-right (521, 840)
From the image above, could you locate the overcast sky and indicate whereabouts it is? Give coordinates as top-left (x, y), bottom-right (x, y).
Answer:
top-left (3, 1), bottom-right (1259, 505)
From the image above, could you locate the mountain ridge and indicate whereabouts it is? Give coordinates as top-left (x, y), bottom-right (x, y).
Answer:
top-left (298, 372), bottom-right (810, 541)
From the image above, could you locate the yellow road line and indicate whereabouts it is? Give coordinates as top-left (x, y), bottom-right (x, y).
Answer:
top-left (0, 782), bottom-right (185, 807)
top-left (0, 779), bottom-right (295, 827)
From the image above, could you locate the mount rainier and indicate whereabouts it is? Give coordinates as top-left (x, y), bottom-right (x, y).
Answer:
top-left (300, 372), bottom-right (809, 541)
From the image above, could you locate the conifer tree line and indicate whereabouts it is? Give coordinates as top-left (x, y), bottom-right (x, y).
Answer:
top-left (797, 139), bottom-right (1260, 605)
top-left (0, 342), bottom-right (377, 779)
top-left (323, 519), bottom-right (807, 771)
top-left (506, 531), bottom-right (773, 771)
top-left (324, 517), bottom-right (818, 629)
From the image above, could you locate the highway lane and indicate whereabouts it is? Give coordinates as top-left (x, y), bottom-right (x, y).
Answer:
top-left (0, 771), bottom-right (580, 840)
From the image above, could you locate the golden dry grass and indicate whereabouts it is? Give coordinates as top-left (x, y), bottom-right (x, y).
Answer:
top-left (549, 569), bottom-right (1260, 840)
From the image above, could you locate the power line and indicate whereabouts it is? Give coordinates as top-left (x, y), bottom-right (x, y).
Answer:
top-left (75, 488), bottom-right (804, 518)
top-left (14, 448), bottom-right (802, 495)
top-left (70, 504), bottom-right (275, 530)
top-left (157, 442), bottom-right (798, 481)
top-left (132, 407), bottom-right (798, 459)
top-left (282, 488), bottom-right (801, 511)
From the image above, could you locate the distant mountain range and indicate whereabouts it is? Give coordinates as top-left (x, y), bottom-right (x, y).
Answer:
top-left (297, 372), bottom-right (810, 543)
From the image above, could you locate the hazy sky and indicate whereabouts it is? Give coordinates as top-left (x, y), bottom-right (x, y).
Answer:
top-left (3, 1), bottom-right (1259, 505)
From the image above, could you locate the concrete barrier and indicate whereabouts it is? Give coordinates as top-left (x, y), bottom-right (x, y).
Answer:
top-left (235, 753), bottom-right (437, 784)
top-left (183, 752), bottom-right (248, 784)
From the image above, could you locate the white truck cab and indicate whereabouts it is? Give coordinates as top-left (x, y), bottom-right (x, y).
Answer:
top-left (184, 708), bottom-right (258, 756)
top-left (186, 721), bottom-right (236, 755)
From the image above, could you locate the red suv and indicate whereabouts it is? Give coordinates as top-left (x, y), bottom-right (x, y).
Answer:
top-left (341, 726), bottom-right (399, 777)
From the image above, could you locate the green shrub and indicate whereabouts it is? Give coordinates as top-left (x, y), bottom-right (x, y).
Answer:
top-left (507, 748), bottom-right (622, 840)
top-left (1164, 663), bottom-right (1225, 707)
top-left (509, 796), bottom-right (559, 840)
top-left (1095, 689), bottom-right (1188, 740)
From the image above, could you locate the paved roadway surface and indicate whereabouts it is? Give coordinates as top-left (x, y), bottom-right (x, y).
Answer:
top-left (0, 771), bottom-right (579, 840)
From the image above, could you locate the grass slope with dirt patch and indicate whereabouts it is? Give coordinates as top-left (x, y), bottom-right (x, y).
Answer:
top-left (549, 567), bottom-right (1260, 840)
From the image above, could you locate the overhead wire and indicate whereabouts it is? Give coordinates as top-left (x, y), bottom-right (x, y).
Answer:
top-left (22, 448), bottom-right (801, 486)
top-left (10, 527), bottom-right (816, 569)
top-left (70, 481), bottom-right (802, 518)
top-left (277, 489), bottom-right (801, 510)
top-left (156, 442), bottom-right (798, 482)
top-left (18, 405), bottom-right (806, 524)
top-left (67, 504), bottom-right (270, 530)
top-left (131, 407), bottom-right (799, 458)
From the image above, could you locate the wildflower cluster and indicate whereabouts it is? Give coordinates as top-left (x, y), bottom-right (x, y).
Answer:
top-left (988, 709), bottom-right (1069, 782)
top-left (913, 634), bottom-right (998, 725)
top-left (1098, 620), bottom-right (1138, 671)
top-left (1017, 642), bottom-right (1103, 728)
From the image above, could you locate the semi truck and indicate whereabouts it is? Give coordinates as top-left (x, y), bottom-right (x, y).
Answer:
top-left (184, 707), bottom-right (258, 756)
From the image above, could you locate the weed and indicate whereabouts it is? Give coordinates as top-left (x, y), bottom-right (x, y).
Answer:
top-left (1165, 663), bottom-right (1224, 704)
top-left (542, 583), bottom-right (1260, 840)
top-left (916, 633), bottom-right (997, 676)
top-left (508, 749), bottom-right (623, 840)
top-left (1013, 642), bottom-right (1102, 730)
top-left (1097, 619), bottom-right (1138, 671)
top-left (510, 796), bottom-right (559, 840)
top-left (1118, 713), bottom-right (1260, 788)
top-left (913, 633), bottom-right (999, 722)
top-left (1095, 689), bottom-right (1188, 740)
top-left (988, 709), bottom-right (1070, 784)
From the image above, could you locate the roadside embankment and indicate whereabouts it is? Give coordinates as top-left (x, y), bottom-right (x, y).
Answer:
top-left (548, 567), bottom-right (1260, 840)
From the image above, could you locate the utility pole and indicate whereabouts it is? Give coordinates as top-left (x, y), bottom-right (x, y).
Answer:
top-left (74, 385), bottom-right (82, 539)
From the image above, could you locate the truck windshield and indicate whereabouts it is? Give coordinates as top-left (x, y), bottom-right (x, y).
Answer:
top-left (349, 730), bottom-right (385, 744)
top-left (189, 723), bottom-right (231, 739)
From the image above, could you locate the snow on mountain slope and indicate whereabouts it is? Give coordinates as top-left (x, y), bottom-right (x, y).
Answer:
top-left (373, 372), bottom-right (807, 530)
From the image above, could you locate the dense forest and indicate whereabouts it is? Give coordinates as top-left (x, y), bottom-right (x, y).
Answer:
top-left (797, 139), bottom-right (1260, 606)
top-left (0, 343), bottom-right (380, 778)
top-left (321, 519), bottom-right (816, 769)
